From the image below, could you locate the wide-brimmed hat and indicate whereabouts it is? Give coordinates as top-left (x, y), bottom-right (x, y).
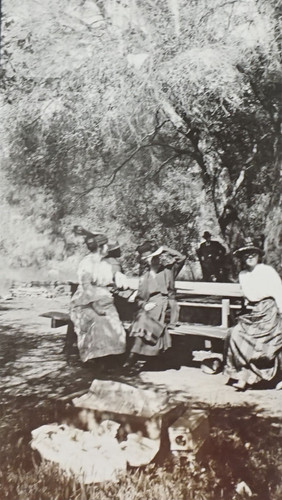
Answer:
top-left (73, 225), bottom-right (102, 237)
top-left (95, 234), bottom-right (108, 246)
top-left (136, 241), bottom-right (158, 260)
top-left (107, 241), bottom-right (120, 252)
top-left (233, 237), bottom-right (263, 257)
top-left (85, 233), bottom-right (108, 247)
top-left (201, 357), bottom-right (223, 375)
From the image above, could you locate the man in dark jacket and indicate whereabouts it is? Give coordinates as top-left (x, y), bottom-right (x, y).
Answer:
top-left (197, 231), bottom-right (226, 282)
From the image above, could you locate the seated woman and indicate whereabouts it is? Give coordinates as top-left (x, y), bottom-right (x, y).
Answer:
top-left (123, 243), bottom-right (185, 373)
top-left (103, 241), bottom-right (123, 275)
top-left (70, 233), bottom-right (126, 368)
top-left (102, 240), bottom-right (138, 322)
top-left (224, 238), bottom-right (282, 390)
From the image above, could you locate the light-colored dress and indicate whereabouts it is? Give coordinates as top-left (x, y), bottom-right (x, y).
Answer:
top-left (70, 253), bottom-right (126, 362)
top-left (225, 264), bottom-right (282, 385)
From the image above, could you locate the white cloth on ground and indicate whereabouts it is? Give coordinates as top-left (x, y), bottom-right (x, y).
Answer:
top-left (31, 423), bottom-right (127, 484)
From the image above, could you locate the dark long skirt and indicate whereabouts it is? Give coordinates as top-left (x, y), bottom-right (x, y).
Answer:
top-left (130, 294), bottom-right (172, 357)
top-left (225, 298), bottom-right (282, 386)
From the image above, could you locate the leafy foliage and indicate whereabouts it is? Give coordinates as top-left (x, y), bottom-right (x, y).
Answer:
top-left (0, 0), bottom-right (281, 269)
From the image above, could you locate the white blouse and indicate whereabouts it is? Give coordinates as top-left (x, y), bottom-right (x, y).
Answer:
top-left (77, 253), bottom-right (129, 290)
top-left (239, 264), bottom-right (282, 313)
top-left (78, 253), bottom-right (113, 287)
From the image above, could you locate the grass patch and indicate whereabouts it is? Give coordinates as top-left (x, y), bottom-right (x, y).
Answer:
top-left (0, 396), bottom-right (281, 500)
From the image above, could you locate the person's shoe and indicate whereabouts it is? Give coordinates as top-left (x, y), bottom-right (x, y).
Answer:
top-left (225, 378), bottom-right (237, 386)
top-left (233, 380), bottom-right (247, 391)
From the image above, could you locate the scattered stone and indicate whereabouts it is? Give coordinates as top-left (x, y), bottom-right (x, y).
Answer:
top-left (120, 433), bottom-right (160, 467)
top-left (235, 481), bottom-right (252, 497)
top-left (31, 378), bottom-right (185, 482)
top-left (72, 379), bottom-right (171, 418)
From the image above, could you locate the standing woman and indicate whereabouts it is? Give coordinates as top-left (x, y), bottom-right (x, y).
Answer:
top-left (224, 238), bottom-right (282, 390)
top-left (123, 244), bottom-right (185, 372)
top-left (70, 234), bottom-right (126, 365)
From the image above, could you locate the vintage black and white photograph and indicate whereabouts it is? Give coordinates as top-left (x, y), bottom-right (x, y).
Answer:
top-left (0, 1), bottom-right (281, 499)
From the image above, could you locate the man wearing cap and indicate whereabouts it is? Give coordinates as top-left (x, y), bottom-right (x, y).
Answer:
top-left (196, 231), bottom-right (226, 282)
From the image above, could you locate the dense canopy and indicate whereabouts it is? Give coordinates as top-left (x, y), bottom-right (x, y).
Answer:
top-left (0, 0), bottom-right (281, 274)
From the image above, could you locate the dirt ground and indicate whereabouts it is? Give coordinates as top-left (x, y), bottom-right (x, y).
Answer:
top-left (1, 291), bottom-right (281, 417)
top-left (1, 289), bottom-right (282, 500)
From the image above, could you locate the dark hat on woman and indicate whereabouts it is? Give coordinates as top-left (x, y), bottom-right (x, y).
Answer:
top-left (233, 237), bottom-right (264, 257)
top-left (136, 240), bottom-right (158, 261)
top-left (94, 234), bottom-right (108, 246)
top-left (85, 233), bottom-right (108, 251)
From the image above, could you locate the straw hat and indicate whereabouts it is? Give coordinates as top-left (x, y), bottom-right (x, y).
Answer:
top-left (107, 241), bottom-right (120, 252)
top-left (201, 357), bottom-right (223, 375)
top-left (136, 241), bottom-right (158, 261)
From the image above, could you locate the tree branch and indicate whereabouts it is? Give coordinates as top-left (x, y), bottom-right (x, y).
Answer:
top-left (159, 95), bottom-right (211, 184)
top-left (63, 12), bottom-right (105, 33)
top-left (236, 64), bottom-right (280, 133)
top-left (198, 1), bottom-right (238, 26)
top-left (144, 154), bottom-right (180, 180)
top-left (72, 119), bottom-right (170, 202)
top-left (149, 141), bottom-right (193, 155)
top-left (227, 143), bottom-right (258, 202)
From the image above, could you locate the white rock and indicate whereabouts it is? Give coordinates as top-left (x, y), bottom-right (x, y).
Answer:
top-left (235, 481), bottom-right (252, 497)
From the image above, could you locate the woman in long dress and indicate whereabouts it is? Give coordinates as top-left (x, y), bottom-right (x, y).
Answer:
top-left (123, 244), bottom-right (185, 372)
top-left (224, 238), bottom-right (282, 390)
top-left (70, 234), bottom-right (126, 365)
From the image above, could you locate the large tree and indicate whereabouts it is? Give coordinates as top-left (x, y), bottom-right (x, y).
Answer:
top-left (0, 0), bottom-right (281, 269)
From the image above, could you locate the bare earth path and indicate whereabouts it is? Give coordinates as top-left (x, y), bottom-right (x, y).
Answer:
top-left (0, 291), bottom-right (282, 500)
top-left (0, 293), bottom-right (281, 416)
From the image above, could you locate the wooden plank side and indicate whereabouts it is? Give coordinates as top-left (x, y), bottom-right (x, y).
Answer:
top-left (221, 299), bottom-right (230, 328)
top-left (40, 311), bottom-right (70, 321)
top-left (168, 324), bottom-right (228, 339)
top-left (175, 281), bottom-right (242, 297)
top-left (178, 302), bottom-right (244, 309)
top-left (179, 301), bottom-right (223, 308)
top-left (69, 278), bottom-right (242, 298)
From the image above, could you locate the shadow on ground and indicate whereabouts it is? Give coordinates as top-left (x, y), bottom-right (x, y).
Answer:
top-left (0, 320), bottom-right (281, 500)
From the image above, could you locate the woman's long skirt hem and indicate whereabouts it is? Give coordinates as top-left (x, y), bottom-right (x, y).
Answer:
top-left (71, 302), bottom-right (126, 363)
top-left (225, 298), bottom-right (282, 386)
top-left (130, 329), bottom-right (172, 357)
